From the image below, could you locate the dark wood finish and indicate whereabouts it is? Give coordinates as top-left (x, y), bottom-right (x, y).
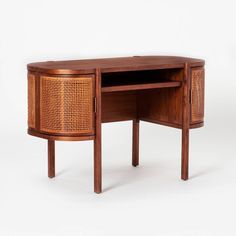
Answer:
top-left (48, 140), bottom-right (55, 178)
top-left (27, 56), bottom-right (205, 193)
top-left (181, 63), bottom-right (190, 180)
top-left (94, 68), bottom-right (102, 194)
top-left (101, 81), bottom-right (181, 93)
top-left (132, 119), bottom-right (140, 167)
top-left (28, 129), bottom-right (94, 141)
top-left (190, 122), bottom-right (204, 129)
top-left (28, 56), bottom-right (204, 75)
top-left (141, 118), bottom-right (204, 129)
top-left (138, 69), bottom-right (183, 126)
top-left (101, 91), bottom-right (137, 123)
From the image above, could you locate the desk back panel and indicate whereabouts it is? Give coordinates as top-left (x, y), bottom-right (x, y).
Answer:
top-left (138, 69), bottom-right (183, 127)
top-left (101, 91), bottom-right (137, 123)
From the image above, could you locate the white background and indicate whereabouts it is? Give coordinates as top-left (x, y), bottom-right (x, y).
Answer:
top-left (0, 0), bottom-right (236, 235)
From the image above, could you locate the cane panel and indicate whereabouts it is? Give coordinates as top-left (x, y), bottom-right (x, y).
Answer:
top-left (40, 76), bottom-right (94, 134)
top-left (28, 73), bottom-right (36, 128)
top-left (191, 67), bottom-right (204, 123)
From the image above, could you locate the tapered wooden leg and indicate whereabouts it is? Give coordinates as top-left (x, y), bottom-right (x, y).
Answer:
top-left (48, 140), bottom-right (55, 178)
top-left (181, 128), bottom-right (189, 180)
top-left (132, 119), bottom-right (139, 167)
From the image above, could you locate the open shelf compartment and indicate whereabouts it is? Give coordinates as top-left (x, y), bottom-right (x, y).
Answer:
top-left (101, 69), bottom-right (182, 93)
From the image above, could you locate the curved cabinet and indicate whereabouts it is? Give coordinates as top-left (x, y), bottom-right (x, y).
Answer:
top-left (28, 74), bottom-right (95, 139)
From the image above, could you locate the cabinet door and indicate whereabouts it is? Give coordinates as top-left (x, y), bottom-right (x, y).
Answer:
top-left (39, 76), bottom-right (95, 135)
top-left (191, 67), bottom-right (205, 124)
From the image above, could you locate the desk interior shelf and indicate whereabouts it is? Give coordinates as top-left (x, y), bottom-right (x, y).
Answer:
top-left (101, 81), bottom-right (181, 92)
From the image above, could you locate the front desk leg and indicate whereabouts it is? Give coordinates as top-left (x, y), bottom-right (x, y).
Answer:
top-left (48, 140), bottom-right (55, 178)
top-left (132, 119), bottom-right (139, 167)
top-left (94, 68), bottom-right (102, 193)
top-left (94, 135), bottom-right (102, 194)
top-left (181, 128), bottom-right (189, 180)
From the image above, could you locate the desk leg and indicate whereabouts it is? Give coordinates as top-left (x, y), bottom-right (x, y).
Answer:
top-left (181, 128), bottom-right (189, 180)
top-left (94, 68), bottom-right (102, 193)
top-left (181, 63), bottom-right (190, 180)
top-left (94, 135), bottom-right (102, 193)
top-left (132, 119), bottom-right (139, 167)
top-left (48, 140), bottom-right (55, 178)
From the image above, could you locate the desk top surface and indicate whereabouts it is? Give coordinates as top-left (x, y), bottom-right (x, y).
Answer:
top-left (28, 56), bottom-right (205, 75)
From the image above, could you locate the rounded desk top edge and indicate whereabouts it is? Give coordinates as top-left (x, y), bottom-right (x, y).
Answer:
top-left (27, 56), bottom-right (205, 75)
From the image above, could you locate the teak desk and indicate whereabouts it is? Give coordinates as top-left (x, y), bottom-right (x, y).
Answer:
top-left (27, 56), bottom-right (205, 193)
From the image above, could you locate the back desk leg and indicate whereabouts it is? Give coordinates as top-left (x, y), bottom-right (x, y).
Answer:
top-left (48, 140), bottom-right (55, 178)
top-left (181, 62), bottom-right (190, 180)
top-left (132, 119), bottom-right (140, 167)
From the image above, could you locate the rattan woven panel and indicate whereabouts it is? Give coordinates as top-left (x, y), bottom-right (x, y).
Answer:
top-left (191, 67), bottom-right (204, 123)
top-left (28, 73), bottom-right (36, 128)
top-left (40, 76), bottom-right (94, 134)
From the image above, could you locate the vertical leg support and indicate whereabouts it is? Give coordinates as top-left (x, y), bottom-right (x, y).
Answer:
top-left (181, 63), bottom-right (190, 180)
top-left (94, 68), bottom-right (102, 193)
top-left (94, 136), bottom-right (101, 193)
top-left (48, 140), bottom-right (55, 178)
top-left (132, 119), bottom-right (140, 167)
top-left (181, 128), bottom-right (189, 180)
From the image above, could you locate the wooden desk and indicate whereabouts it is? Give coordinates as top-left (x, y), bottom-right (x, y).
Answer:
top-left (27, 56), bottom-right (205, 193)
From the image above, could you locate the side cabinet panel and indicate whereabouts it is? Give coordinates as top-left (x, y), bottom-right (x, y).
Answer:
top-left (191, 67), bottom-right (205, 124)
top-left (39, 76), bottom-right (95, 135)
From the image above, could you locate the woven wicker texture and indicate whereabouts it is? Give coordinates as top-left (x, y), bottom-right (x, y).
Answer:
top-left (191, 68), bottom-right (204, 123)
top-left (40, 76), bottom-right (94, 134)
top-left (28, 73), bottom-right (35, 128)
